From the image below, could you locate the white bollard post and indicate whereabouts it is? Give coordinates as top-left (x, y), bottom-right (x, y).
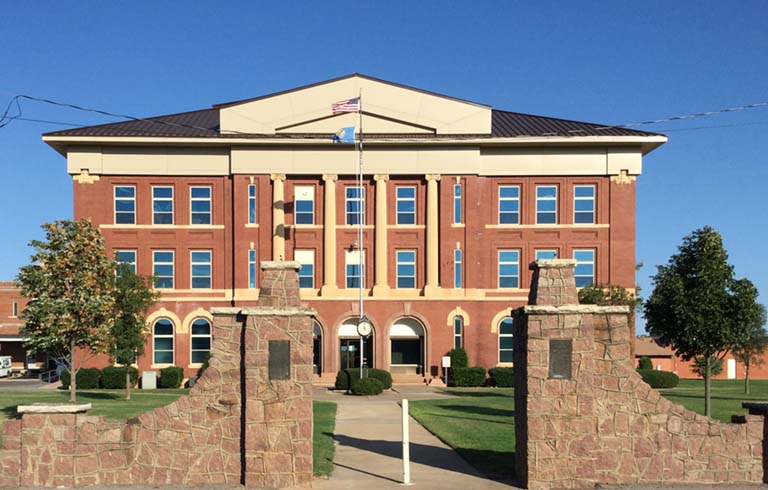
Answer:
top-left (402, 399), bottom-right (411, 484)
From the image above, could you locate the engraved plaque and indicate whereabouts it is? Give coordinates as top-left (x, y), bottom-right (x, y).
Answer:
top-left (549, 339), bottom-right (572, 380)
top-left (268, 340), bottom-right (291, 381)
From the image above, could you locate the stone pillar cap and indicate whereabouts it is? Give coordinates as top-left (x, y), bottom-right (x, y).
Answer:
top-left (17, 403), bottom-right (92, 414)
top-left (261, 261), bottom-right (301, 271)
top-left (530, 259), bottom-right (577, 270)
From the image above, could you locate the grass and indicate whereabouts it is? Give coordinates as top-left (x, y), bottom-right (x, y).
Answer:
top-left (0, 388), bottom-right (338, 477)
top-left (313, 401), bottom-right (337, 477)
top-left (659, 378), bottom-right (768, 423)
top-left (409, 388), bottom-right (516, 480)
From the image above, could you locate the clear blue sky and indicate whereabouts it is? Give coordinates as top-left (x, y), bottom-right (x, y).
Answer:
top-left (1, 2), bottom-right (766, 333)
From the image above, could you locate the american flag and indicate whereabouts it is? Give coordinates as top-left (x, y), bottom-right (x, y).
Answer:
top-left (332, 97), bottom-right (360, 114)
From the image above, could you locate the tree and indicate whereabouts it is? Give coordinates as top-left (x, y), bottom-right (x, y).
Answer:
top-left (110, 264), bottom-right (158, 400)
top-left (692, 355), bottom-right (723, 378)
top-left (16, 219), bottom-right (116, 402)
top-left (731, 304), bottom-right (768, 395)
top-left (578, 283), bottom-right (641, 331)
top-left (644, 226), bottom-right (760, 416)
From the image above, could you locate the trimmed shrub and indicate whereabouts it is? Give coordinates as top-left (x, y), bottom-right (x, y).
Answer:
top-left (61, 368), bottom-right (101, 390)
top-left (100, 366), bottom-right (139, 389)
top-left (447, 348), bottom-right (469, 369)
top-left (489, 367), bottom-right (515, 387)
top-left (334, 368), bottom-right (392, 391)
top-left (637, 356), bottom-right (653, 370)
top-left (637, 369), bottom-right (679, 389)
top-left (158, 366), bottom-right (184, 388)
top-left (451, 367), bottom-right (487, 387)
top-left (350, 377), bottom-right (383, 396)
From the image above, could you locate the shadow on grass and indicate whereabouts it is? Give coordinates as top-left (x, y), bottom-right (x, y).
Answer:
top-left (75, 391), bottom-right (121, 401)
top-left (436, 404), bottom-right (515, 418)
top-left (659, 392), bottom-right (753, 402)
top-left (0, 406), bottom-right (19, 420)
top-left (327, 433), bottom-right (516, 483)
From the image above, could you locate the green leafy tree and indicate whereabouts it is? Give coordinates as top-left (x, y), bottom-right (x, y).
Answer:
top-left (578, 283), bottom-right (640, 331)
top-left (731, 304), bottom-right (768, 395)
top-left (16, 219), bottom-right (116, 402)
top-left (692, 355), bottom-right (723, 378)
top-left (111, 264), bottom-right (158, 400)
top-left (644, 226), bottom-right (760, 416)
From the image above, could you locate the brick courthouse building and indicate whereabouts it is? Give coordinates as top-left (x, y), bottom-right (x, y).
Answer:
top-left (41, 74), bottom-right (666, 381)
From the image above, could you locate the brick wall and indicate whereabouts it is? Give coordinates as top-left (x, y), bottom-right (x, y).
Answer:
top-left (0, 261), bottom-right (313, 488)
top-left (514, 259), bottom-right (765, 489)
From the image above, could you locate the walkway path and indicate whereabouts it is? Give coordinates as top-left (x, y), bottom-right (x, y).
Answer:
top-left (312, 385), bottom-right (518, 490)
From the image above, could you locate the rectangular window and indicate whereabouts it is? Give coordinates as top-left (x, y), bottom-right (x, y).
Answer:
top-left (498, 250), bottom-right (520, 289)
top-left (454, 249), bottom-right (463, 288)
top-left (345, 249), bottom-right (365, 288)
top-left (114, 186), bottom-right (136, 224)
top-left (295, 249), bottom-right (315, 288)
top-left (536, 185), bottom-right (557, 224)
top-left (535, 249), bottom-right (557, 261)
top-left (116, 250), bottom-right (137, 274)
top-left (453, 184), bottom-right (462, 224)
top-left (152, 186), bottom-right (173, 224)
top-left (499, 185), bottom-right (520, 224)
top-left (396, 186), bottom-right (416, 225)
top-left (153, 251), bottom-right (174, 289)
top-left (11, 301), bottom-right (18, 318)
top-left (248, 249), bottom-right (257, 289)
top-left (396, 250), bottom-right (416, 288)
top-left (190, 186), bottom-right (212, 225)
top-left (574, 249), bottom-right (595, 288)
top-left (345, 187), bottom-right (365, 225)
top-left (574, 185), bottom-right (595, 224)
top-left (248, 184), bottom-right (257, 224)
top-left (294, 186), bottom-right (315, 225)
top-left (191, 251), bottom-right (212, 289)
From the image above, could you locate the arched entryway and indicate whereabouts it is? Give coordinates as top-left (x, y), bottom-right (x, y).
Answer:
top-left (389, 317), bottom-right (425, 376)
top-left (338, 319), bottom-right (375, 371)
top-left (313, 321), bottom-right (323, 375)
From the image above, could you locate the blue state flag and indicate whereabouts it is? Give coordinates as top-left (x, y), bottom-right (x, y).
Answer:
top-left (332, 126), bottom-right (355, 144)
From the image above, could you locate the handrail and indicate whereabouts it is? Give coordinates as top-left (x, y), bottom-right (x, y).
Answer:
top-left (38, 369), bottom-right (59, 384)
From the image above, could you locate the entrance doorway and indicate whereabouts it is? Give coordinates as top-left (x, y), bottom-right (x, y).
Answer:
top-left (338, 320), bottom-right (374, 371)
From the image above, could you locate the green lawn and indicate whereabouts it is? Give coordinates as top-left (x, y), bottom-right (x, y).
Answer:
top-left (409, 388), bottom-right (516, 480)
top-left (659, 378), bottom-right (768, 423)
top-left (0, 388), bottom-right (337, 477)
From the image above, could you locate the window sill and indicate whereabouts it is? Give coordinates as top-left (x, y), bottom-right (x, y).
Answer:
top-left (485, 223), bottom-right (609, 229)
top-left (101, 224), bottom-right (225, 230)
top-left (150, 364), bottom-right (174, 369)
top-left (450, 223), bottom-right (465, 228)
top-left (245, 223), bottom-right (260, 228)
top-left (388, 224), bottom-right (425, 229)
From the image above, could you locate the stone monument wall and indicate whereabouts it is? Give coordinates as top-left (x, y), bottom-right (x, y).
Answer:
top-left (0, 261), bottom-right (313, 488)
top-left (514, 260), bottom-right (765, 490)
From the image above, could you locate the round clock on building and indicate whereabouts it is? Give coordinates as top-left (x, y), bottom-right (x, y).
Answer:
top-left (357, 318), bottom-right (373, 337)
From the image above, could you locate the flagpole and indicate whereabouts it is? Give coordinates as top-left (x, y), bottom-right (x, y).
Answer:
top-left (358, 89), bottom-right (364, 379)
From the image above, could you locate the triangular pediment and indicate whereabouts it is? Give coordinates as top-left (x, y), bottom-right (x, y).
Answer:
top-left (218, 74), bottom-right (491, 135)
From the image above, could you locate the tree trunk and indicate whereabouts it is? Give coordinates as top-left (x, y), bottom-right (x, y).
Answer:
top-left (69, 339), bottom-right (77, 403)
top-left (745, 363), bottom-right (750, 395)
top-left (704, 356), bottom-right (711, 417)
top-left (125, 367), bottom-right (131, 401)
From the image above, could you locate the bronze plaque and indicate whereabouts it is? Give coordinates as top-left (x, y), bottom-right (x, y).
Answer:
top-left (268, 340), bottom-right (291, 380)
top-left (549, 339), bottom-right (572, 380)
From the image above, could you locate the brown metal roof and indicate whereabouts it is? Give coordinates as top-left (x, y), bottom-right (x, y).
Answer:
top-left (44, 108), bottom-right (219, 138)
top-left (635, 336), bottom-right (676, 357)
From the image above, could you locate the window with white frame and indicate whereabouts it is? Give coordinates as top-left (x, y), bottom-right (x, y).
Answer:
top-left (499, 317), bottom-right (514, 363)
top-left (345, 187), bottom-right (365, 225)
top-left (453, 183), bottom-right (462, 224)
top-left (190, 318), bottom-right (211, 364)
top-left (295, 249), bottom-right (315, 288)
top-left (116, 250), bottom-right (137, 274)
top-left (536, 185), bottom-right (557, 224)
top-left (454, 248), bottom-right (463, 288)
top-left (498, 250), bottom-right (520, 289)
top-left (191, 251), bottom-right (212, 289)
top-left (453, 316), bottom-right (463, 349)
top-left (499, 185), bottom-right (520, 224)
top-left (152, 186), bottom-right (173, 224)
top-left (114, 186), bottom-right (136, 224)
top-left (396, 250), bottom-right (416, 288)
top-left (153, 251), bottom-right (174, 289)
top-left (396, 186), bottom-right (416, 224)
top-left (294, 185), bottom-right (315, 225)
top-left (248, 249), bottom-right (257, 289)
top-left (190, 186), bottom-right (211, 225)
top-left (11, 301), bottom-right (18, 318)
top-left (574, 249), bottom-right (595, 288)
top-left (248, 184), bottom-right (257, 224)
top-left (574, 185), bottom-right (595, 224)
top-left (345, 249), bottom-right (365, 288)
top-left (153, 318), bottom-right (174, 364)
top-left (535, 249), bottom-right (557, 261)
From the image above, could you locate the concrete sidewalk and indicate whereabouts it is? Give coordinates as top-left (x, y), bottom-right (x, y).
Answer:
top-left (312, 386), bottom-right (518, 489)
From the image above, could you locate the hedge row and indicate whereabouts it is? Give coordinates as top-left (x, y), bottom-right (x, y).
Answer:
top-left (335, 368), bottom-right (392, 391)
top-left (60, 366), bottom-right (183, 389)
top-left (637, 369), bottom-right (679, 389)
top-left (488, 367), bottom-right (514, 387)
top-left (451, 367), bottom-right (487, 387)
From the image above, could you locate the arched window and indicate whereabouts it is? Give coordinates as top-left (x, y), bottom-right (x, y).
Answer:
top-left (190, 318), bottom-right (211, 364)
top-left (499, 317), bottom-right (514, 363)
top-left (153, 319), bottom-right (174, 364)
top-left (453, 316), bottom-right (463, 349)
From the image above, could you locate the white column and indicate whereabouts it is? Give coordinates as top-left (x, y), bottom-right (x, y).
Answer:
top-left (425, 174), bottom-right (441, 294)
top-left (373, 174), bottom-right (389, 294)
top-left (321, 174), bottom-right (338, 294)
top-left (271, 174), bottom-right (286, 261)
